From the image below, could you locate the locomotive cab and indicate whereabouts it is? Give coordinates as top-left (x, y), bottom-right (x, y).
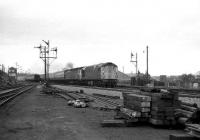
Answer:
top-left (100, 62), bottom-right (118, 87)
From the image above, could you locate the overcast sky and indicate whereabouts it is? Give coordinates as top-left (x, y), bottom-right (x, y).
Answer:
top-left (0, 0), bottom-right (200, 76)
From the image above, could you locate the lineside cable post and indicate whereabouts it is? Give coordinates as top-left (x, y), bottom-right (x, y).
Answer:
top-left (34, 40), bottom-right (58, 84)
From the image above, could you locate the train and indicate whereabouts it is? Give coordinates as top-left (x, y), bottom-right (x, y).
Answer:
top-left (41, 62), bottom-right (118, 87)
top-left (25, 74), bottom-right (41, 82)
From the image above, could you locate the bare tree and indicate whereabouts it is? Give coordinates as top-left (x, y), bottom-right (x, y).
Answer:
top-left (179, 74), bottom-right (195, 88)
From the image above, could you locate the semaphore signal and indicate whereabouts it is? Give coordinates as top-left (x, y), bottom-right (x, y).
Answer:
top-left (34, 40), bottom-right (57, 82)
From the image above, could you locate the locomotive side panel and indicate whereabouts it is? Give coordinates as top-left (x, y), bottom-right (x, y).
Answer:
top-left (64, 70), bottom-right (73, 79)
top-left (64, 68), bottom-right (82, 80)
top-left (54, 71), bottom-right (65, 79)
top-left (83, 65), bottom-right (101, 80)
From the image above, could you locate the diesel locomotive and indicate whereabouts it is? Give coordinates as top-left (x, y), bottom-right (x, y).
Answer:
top-left (42, 62), bottom-right (118, 87)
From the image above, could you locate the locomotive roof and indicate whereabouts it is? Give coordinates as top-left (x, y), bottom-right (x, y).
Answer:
top-left (86, 62), bottom-right (117, 68)
top-left (64, 67), bottom-right (84, 71)
top-left (64, 62), bottom-right (117, 71)
top-left (8, 67), bottom-right (17, 70)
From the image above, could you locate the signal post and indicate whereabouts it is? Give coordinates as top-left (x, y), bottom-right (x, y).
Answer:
top-left (34, 40), bottom-right (57, 83)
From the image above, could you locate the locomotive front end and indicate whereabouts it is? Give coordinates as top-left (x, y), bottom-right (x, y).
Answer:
top-left (101, 62), bottom-right (118, 87)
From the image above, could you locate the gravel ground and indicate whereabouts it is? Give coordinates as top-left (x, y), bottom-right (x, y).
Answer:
top-left (0, 85), bottom-right (184, 140)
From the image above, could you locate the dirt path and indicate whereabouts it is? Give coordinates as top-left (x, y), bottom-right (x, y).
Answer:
top-left (0, 85), bottom-right (183, 140)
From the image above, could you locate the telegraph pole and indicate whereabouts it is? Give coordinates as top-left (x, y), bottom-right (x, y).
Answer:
top-left (42, 40), bottom-right (50, 80)
top-left (146, 46), bottom-right (149, 83)
top-left (34, 40), bottom-right (57, 83)
top-left (136, 53), bottom-right (138, 74)
top-left (0, 64), bottom-right (5, 72)
top-left (15, 62), bottom-right (19, 81)
top-left (44, 45), bottom-right (47, 81)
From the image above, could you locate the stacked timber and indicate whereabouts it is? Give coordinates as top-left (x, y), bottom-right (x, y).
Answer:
top-left (123, 92), bottom-right (151, 121)
top-left (186, 124), bottom-right (200, 138)
top-left (170, 104), bottom-right (200, 139)
top-left (169, 134), bottom-right (198, 140)
top-left (149, 91), bottom-right (179, 126)
top-left (175, 102), bottom-right (198, 125)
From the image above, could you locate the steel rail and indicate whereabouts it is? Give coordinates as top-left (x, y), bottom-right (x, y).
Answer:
top-left (0, 86), bottom-right (27, 97)
top-left (0, 85), bottom-right (35, 107)
top-left (54, 88), bottom-right (120, 109)
top-left (54, 83), bottom-right (200, 95)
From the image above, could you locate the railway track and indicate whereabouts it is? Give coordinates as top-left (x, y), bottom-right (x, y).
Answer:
top-left (51, 82), bottom-right (200, 95)
top-left (70, 84), bottom-right (200, 98)
top-left (51, 84), bottom-right (200, 110)
top-left (60, 83), bottom-right (200, 92)
top-left (179, 92), bottom-right (200, 98)
top-left (53, 83), bottom-right (137, 92)
top-left (54, 84), bottom-right (199, 100)
top-left (0, 85), bottom-right (35, 107)
top-left (0, 84), bottom-right (24, 91)
top-left (84, 93), bottom-right (121, 109)
top-left (52, 87), bottom-right (121, 110)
